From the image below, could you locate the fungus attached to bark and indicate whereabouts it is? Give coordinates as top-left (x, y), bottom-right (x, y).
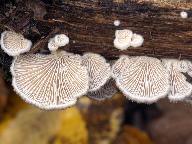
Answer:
top-left (54, 34), bottom-right (69, 47)
top-left (87, 79), bottom-right (118, 101)
top-left (162, 59), bottom-right (192, 101)
top-left (114, 29), bottom-right (133, 50)
top-left (111, 55), bottom-right (130, 79)
top-left (48, 34), bottom-right (69, 52)
top-left (48, 38), bottom-right (58, 52)
top-left (82, 53), bottom-right (111, 92)
top-left (0, 31), bottom-right (32, 56)
top-left (114, 20), bottom-right (120, 26)
top-left (116, 56), bottom-right (170, 103)
top-left (180, 11), bottom-right (188, 19)
top-left (130, 33), bottom-right (144, 48)
top-left (11, 51), bottom-right (89, 109)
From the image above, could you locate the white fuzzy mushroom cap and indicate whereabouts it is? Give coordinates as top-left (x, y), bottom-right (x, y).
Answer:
top-left (114, 29), bottom-right (133, 50)
top-left (114, 20), bottom-right (120, 26)
top-left (116, 56), bottom-right (170, 104)
top-left (162, 59), bottom-right (192, 101)
top-left (87, 79), bottom-right (117, 101)
top-left (130, 33), bottom-right (144, 48)
top-left (162, 59), bottom-right (189, 73)
top-left (11, 51), bottom-right (89, 110)
top-left (180, 11), bottom-right (188, 19)
top-left (48, 38), bottom-right (59, 52)
top-left (111, 55), bottom-right (130, 79)
top-left (54, 34), bottom-right (69, 47)
top-left (82, 53), bottom-right (111, 92)
top-left (0, 31), bottom-right (32, 56)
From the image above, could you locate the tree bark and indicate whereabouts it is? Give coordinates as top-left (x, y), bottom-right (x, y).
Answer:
top-left (0, 0), bottom-right (192, 62)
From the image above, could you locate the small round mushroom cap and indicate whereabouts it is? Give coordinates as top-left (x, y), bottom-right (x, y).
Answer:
top-left (162, 59), bottom-right (192, 101)
top-left (114, 20), bottom-right (120, 26)
top-left (11, 51), bottom-right (89, 109)
top-left (54, 34), bottom-right (69, 47)
top-left (0, 31), bottom-right (32, 56)
top-left (111, 55), bottom-right (130, 79)
top-left (180, 11), bottom-right (188, 19)
top-left (87, 79), bottom-right (118, 101)
top-left (114, 29), bottom-right (133, 50)
top-left (48, 38), bottom-right (58, 52)
top-left (116, 56), bottom-right (170, 103)
top-left (82, 53), bottom-right (111, 92)
top-left (130, 33), bottom-right (144, 48)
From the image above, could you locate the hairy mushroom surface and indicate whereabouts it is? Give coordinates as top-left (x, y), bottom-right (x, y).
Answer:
top-left (11, 51), bottom-right (89, 109)
top-left (116, 56), bottom-right (170, 103)
top-left (87, 79), bottom-right (118, 101)
top-left (162, 59), bottom-right (192, 101)
top-left (111, 55), bottom-right (131, 79)
top-left (130, 33), bottom-right (144, 48)
top-left (82, 53), bottom-right (111, 92)
top-left (114, 29), bottom-right (133, 50)
top-left (0, 31), bottom-right (32, 56)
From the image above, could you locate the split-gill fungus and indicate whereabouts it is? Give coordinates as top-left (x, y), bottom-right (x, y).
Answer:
top-left (1, 31), bottom-right (32, 56)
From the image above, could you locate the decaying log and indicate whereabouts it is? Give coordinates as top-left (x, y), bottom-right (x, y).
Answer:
top-left (0, 0), bottom-right (192, 64)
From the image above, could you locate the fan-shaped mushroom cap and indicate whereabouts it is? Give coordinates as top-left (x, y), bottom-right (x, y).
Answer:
top-left (54, 34), bottom-right (69, 47)
top-left (82, 53), bottom-right (111, 92)
top-left (116, 56), bottom-right (170, 103)
top-left (11, 51), bottom-right (89, 109)
top-left (162, 59), bottom-right (192, 101)
top-left (0, 31), bottom-right (32, 56)
top-left (162, 59), bottom-right (189, 73)
top-left (114, 29), bottom-right (133, 50)
top-left (130, 33), bottom-right (144, 48)
top-left (48, 38), bottom-right (58, 52)
top-left (111, 55), bottom-right (130, 79)
top-left (187, 61), bottom-right (192, 77)
top-left (87, 79), bottom-right (118, 101)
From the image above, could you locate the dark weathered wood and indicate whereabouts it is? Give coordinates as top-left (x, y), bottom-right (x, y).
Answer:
top-left (1, 0), bottom-right (192, 61)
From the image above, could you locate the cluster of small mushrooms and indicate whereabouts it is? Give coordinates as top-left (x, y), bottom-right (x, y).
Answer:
top-left (1, 30), bottom-right (192, 110)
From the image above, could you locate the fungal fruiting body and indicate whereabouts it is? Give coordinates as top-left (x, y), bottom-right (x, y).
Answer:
top-left (54, 34), bottom-right (69, 47)
top-left (114, 20), bottom-right (120, 26)
top-left (111, 55), bottom-right (130, 79)
top-left (0, 31), bottom-right (32, 56)
top-left (116, 56), bottom-right (170, 103)
top-left (82, 53), bottom-right (111, 92)
top-left (48, 38), bottom-right (58, 52)
top-left (180, 11), bottom-right (188, 19)
top-left (114, 29), bottom-right (133, 50)
top-left (162, 59), bottom-right (192, 101)
top-left (130, 34), bottom-right (144, 48)
top-left (186, 61), bottom-right (192, 78)
top-left (48, 34), bottom-right (69, 52)
top-left (11, 51), bottom-right (89, 109)
top-left (87, 79), bottom-right (118, 101)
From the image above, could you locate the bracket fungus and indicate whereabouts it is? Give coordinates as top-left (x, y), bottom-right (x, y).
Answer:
top-left (115, 56), bottom-right (170, 103)
top-left (82, 53), bottom-right (111, 92)
top-left (130, 33), bottom-right (144, 48)
top-left (162, 59), bottom-right (192, 101)
top-left (180, 11), bottom-right (188, 19)
top-left (111, 55), bottom-right (130, 79)
top-left (114, 29), bottom-right (133, 50)
top-left (0, 31), bottom-right (32, 56)
top-left (87, 79), bottom-right (118, 101)
top-left (11, 51), bottom-right (89, 109)
top-left (48, 34), bottom-right (69, 52)
top-left (114, 20), bottom-right (121, 26)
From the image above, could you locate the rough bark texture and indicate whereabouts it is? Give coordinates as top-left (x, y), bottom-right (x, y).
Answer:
top-left (1, 0), bottom-right (192, 75)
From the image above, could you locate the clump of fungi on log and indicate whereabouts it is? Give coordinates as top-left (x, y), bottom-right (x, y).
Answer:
top-left (1, 29), bottom-right (192, 110)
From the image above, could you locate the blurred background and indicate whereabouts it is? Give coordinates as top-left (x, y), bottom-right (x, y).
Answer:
top-left (1, 71), bottom-right (192, 144)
